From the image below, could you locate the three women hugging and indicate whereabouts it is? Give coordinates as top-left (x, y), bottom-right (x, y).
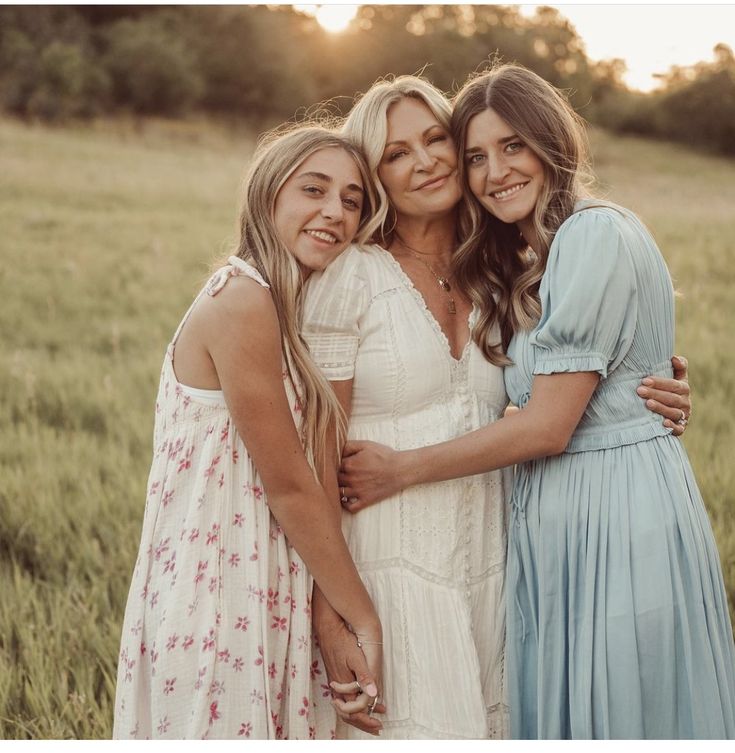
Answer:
top-left (113, 64), bottom-right (735, 740)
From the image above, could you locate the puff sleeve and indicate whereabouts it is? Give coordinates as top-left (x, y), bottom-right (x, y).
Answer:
top-left (531, 208), bottom-right (638, 379)
top-left (301, 245), bottom-right (369, 381)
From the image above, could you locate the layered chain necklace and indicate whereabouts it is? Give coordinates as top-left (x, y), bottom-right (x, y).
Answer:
top-left (394, 234), bottom-right (457, 314)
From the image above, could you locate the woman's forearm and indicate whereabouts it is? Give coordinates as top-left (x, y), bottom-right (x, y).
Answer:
top-left (399, 404), bottom-right (558, 485)
top-left (400, 372), bottom-right (599, 486)
top-left (268, 484), bottom-right (379, 635)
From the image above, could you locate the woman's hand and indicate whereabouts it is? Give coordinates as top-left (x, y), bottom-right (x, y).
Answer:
top-left (338, 440), bottom-right (404, 513)
top-left (638, 355), bottom-right (692, 436)
top-left (315, 613), bottom-right (385, 735)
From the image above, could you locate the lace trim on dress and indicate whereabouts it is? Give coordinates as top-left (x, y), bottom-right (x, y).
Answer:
top-left (355, 555), bottom-right (506, 585)
top-left (487, 702), bottom-right (511, 740)
top-left (374, 245), bottom-right (475, 365)
top-left (360, 704), bottom-right (509, 740)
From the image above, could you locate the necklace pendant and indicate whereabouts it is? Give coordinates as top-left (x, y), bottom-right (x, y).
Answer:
top-left (439, 278), bottom-right (451, 292)
top-left (448, 299), bottom-right (456, 314)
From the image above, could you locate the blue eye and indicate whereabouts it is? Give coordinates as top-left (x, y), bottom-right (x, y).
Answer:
top-left (466, 153), bottom-right (485, 165)
top-left (304, 185), bottom-right (324, 195)
top-left (506, 142), bottom-right (524, 153)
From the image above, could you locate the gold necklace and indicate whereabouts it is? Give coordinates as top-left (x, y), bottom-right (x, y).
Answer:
top-left (395, 235), bottom-right (456, 314)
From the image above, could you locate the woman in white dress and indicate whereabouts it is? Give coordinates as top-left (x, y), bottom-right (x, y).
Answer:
top-left (113, 125), bottom-right (383, 739)
top-left (303, 78), bottom-right (691, 739)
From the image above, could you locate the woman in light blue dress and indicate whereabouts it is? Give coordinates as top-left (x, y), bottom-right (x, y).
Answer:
top-left (336, 64), bottom-right (735, 738)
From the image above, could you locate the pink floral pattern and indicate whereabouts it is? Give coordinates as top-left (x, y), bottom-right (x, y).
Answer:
top-left (113, 260), bottom-right (335, 739)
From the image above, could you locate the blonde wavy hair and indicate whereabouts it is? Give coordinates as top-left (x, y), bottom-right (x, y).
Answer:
top-left (233, 124), bottom-right (379, 475)
top-left (451, 63), bottom-right (593, 363)
top-left (342, 75), bottom-right (454, 246)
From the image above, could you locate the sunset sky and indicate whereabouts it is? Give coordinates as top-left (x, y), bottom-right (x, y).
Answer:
top-left (520, 3), bottom-right (735, 91)
top-left (297, 2), bottom-right (735, 92)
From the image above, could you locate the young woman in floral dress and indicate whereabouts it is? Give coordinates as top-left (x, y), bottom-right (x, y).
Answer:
top-left (113, 125), bottom-right (384, 739)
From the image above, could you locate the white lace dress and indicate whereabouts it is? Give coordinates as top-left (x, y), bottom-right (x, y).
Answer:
top-left (113, 258), bottom-right (335, 739)
top-left (303, 244), bottom-right (512, 739)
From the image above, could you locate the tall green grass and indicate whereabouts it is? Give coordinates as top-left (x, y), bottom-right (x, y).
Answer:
top-left (1, 117), bottom-right (733, 738)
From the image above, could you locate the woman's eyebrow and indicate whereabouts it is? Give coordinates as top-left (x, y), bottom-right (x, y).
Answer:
top-left (465, 135), bottom-right (519, 152)
top-left (385, 125), bottom-right (444, 148)
top-left (297, 171), bottom-right (363, 193)
top-left (297, 170), bottom-right (331, 181)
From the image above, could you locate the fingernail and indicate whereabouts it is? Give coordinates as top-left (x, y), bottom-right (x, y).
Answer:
top-left (641, 377), bottom-right (653, 386)
top-left (636, 387), bottom-right (649, 396)
top-left (366, 683), bottom-right (378, 696)
top-left (646, 399), bottom-right (655, 408)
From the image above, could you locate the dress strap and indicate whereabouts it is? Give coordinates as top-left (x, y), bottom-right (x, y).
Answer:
top-left (206, 256), bottom-right (270, 295)
top-left (170, 257), bottom-right (271, 348)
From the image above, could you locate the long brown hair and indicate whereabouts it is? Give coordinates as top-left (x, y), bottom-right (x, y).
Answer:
top-left (451, 63), bottom-right (592, 362)
top-left (234, 124), bottom-right (379, 475)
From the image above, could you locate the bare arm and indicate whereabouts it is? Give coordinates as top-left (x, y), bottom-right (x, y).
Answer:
top-left (311, 379), bottom-right (385, 734)
top-left (340, 356), bottom-right (692, 509)
top-left (339, 371), bottom-right (599, 508)
top-left (192, 277), bottom-right (379, 638)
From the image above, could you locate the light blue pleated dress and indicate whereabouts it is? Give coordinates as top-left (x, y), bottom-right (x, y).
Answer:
top-left (504, 202), bottom-right (735, 739)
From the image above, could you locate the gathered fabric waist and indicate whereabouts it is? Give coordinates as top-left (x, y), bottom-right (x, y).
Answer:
top-left (564, 360), bottom-right (673, 452)
top-left (564, 416), bottom-right (672, 452)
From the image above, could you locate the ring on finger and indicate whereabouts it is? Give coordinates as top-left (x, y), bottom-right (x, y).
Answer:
top-left (340, 486), bottom-right (348, 504)
top-left (367, 696), bottom-right (380, 716)
top-left (676, 409), bottom-right (688, 427)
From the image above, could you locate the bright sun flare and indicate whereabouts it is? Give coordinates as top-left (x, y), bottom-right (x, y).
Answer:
top-left (295, 4), bottom-right (358, 33)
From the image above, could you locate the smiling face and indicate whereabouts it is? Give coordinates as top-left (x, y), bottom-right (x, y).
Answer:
top-left (273, 147), bottom-right (365, 279)
top-left (465, 107), bottom-right (545, 242)
top-left (377, 97), bottom-right (462, 222)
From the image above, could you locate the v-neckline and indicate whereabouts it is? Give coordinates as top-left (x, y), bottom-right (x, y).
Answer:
top-left (376, 245), bottom-right (474, 364)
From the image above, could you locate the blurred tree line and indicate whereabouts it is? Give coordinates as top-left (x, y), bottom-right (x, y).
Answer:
top-left (1, 4), bottom-right (733, 155)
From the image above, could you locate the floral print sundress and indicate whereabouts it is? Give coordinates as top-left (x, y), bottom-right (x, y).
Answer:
top-left (113, 257), bottom-right (336, 739)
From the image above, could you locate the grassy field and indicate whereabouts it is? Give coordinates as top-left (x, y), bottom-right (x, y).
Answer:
top-left (1, 115), bottom-right (733, 738)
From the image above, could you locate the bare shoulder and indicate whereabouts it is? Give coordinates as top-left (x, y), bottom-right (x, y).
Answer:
top-left (193, 274), bottom-right (280, 347)
top-left (205, 274), bottom-right (273, 319)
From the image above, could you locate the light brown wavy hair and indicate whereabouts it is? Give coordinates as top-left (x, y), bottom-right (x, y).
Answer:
top-left (234, 124), bottom-right (379, 475)
top-left (451, 63), bottom-right (593, 364)
top-left (342, 75), bottom-right (454, 246)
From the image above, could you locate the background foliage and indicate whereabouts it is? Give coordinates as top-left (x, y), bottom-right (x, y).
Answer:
top-left (1, 4), bottom-right (734, 154)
